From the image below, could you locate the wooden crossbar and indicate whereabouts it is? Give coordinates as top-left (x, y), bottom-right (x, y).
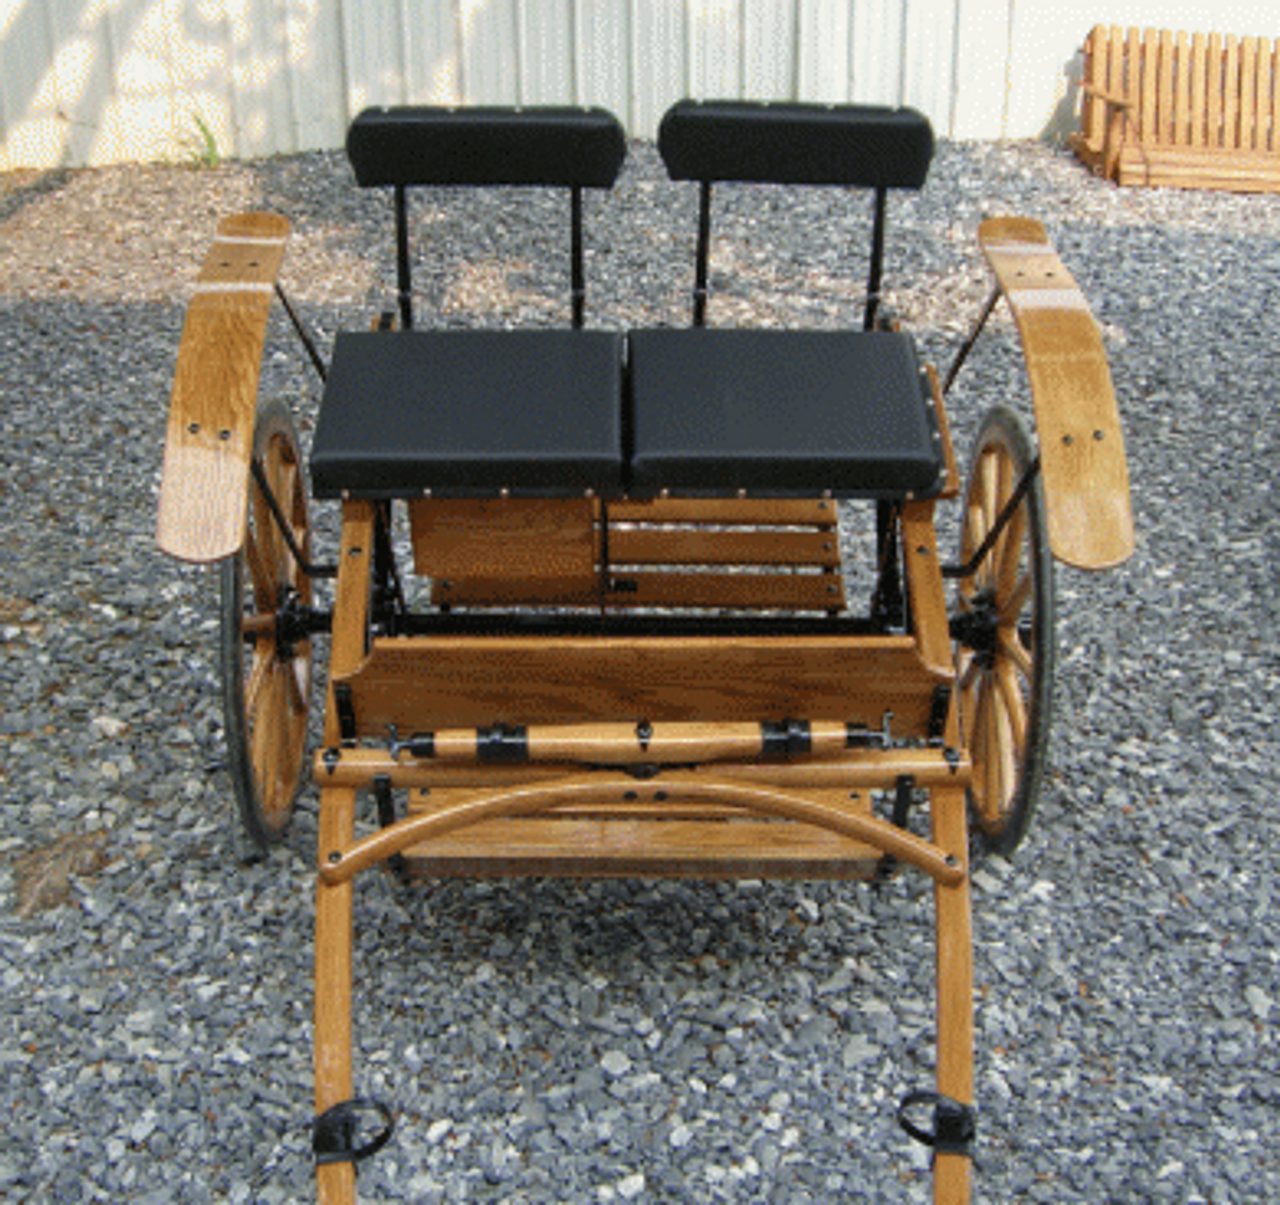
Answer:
top-left (1073, 24), bottom-right (1280, 191)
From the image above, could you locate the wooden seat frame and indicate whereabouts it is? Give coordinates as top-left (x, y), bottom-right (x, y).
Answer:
top-left (157, 103), bottom-right (1134, 1205)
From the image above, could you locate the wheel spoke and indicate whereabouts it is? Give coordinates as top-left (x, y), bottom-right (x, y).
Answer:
top-left (999, 568), bottom-right (1033, 625)
top-left (996, 504), bottom-right (1027, 600)
top-left (244, 647), bottom-right (272, 717)
top-left (242, 527), bottom-right (276, 611)
top-left (250, 666), bottom-right (287, 808)
top-left (999, 626), bottom-right (1034, 679)
top-left (994, 659), bottom-right (1028, 758)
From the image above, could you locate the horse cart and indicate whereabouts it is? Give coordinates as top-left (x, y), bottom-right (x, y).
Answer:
top-left (156, 101), bottom-right (1133, 1203)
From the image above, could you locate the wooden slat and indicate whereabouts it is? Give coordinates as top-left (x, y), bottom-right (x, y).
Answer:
top-left (156, 212), bottom-right (289, 563)
top-left (1207, 32), bottom-right (1224, 148)
top-left (1080, 27), bottom-right (1105, 150)
top-left (1140, 29), bottom-right (1159, 146)
top-left (1271, 38), bottom-right (1280, 153)
top-left (1190, 31), bottom-right (1208, 148)
top-left (1173, 30), bottom-right (1190, 146)
top-left (1224, 35), bottom-right (1240, 151)
top-left (608, 526), bottom-right (840, 567)
top-left (1241, 37), bottom-right (1258, 151)
top-left (1255, 38), bottom-right (1273, 152)
top-left (978, 217), bottom-right (1134, 570)
top-left (607, 497), bottom-right (838, 526)
top-left (1115, 146), bottom-right (1280, 191)
top-left (1158, 29), bottom-right (1175, 146)
top-left (333, 633), bottom-right (944, 733)
top-left (604, 570), bottom-right (843, 611)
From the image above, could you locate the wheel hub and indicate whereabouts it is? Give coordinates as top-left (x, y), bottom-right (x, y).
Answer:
top-left (951, 589), bottom-right (999, 664)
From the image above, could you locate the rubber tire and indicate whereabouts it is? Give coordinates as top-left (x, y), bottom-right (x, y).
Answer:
top-left (220, 398), bottom-right (313, 852)
top-left (955, 405), bottom-right (1055, 855)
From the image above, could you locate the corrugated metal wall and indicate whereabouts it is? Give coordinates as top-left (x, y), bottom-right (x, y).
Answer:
top-left (2, 1), bottom-right (1276, 169)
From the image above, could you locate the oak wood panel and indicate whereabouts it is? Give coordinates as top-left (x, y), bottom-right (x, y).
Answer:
top-left (333, 633), bottom-right (944, 733)
top-left (399, 790), bottom-right (883, 880)
top-left (978, 217), bottom-right (1134, 570)
top-left (157, 213), bottom-right (289, 563)
top-left (410, 498), bottom-right (598, 578)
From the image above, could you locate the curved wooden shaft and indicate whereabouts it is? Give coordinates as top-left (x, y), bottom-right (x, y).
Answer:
top-left (316, 773), bottom-right (966, 887)
top-left (978, 216), bottom-right (1134, 570)
top-left (157, 212), bottom-right (289, 563)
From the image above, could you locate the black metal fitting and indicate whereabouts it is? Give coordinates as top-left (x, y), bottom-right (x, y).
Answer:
top-left (636, 720), bottom-right (654, 752)
top-left (476, 724), bottom-right (529, 764)
top-left (897, 1090), bottom-right (976, 1159)
top-left (334, 683), bottom-right (357, 745)
top-left (761, 719), bottom-right (812, 758)
top-left (313, 1098), bottom-right (395, 1166)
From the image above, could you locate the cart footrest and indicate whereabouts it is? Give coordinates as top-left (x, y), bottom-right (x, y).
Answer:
top-left (400, 788), bottom-right (881, 880)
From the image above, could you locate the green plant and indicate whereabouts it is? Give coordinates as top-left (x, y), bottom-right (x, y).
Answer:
top-left (185, 110), bottom-right (221, 169)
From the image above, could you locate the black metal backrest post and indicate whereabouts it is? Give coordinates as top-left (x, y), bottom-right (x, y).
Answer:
top-left (570, 186), bottom-right (586, 329)
top-left (693, 181), bottom-right (713, 326)
top-left (696, 179), bottom-right (716, 323)
top-left (863, 186), bottom-right (887, 331)
top-left (394, 184), bottom-right (413, 330)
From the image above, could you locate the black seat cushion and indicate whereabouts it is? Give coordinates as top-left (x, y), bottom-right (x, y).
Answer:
top-left (628, 329), bottom-right (944, 496)
top-left (310, 330), bottom-right (625, 498)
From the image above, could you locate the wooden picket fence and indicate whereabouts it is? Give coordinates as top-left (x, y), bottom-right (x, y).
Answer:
top-left (1072, 25), bottom-right (1280, 192)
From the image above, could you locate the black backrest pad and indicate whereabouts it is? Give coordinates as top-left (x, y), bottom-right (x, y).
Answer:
top-left (347, 106), bottom-right (627, 188)
top-left (658, 100), bottom-right (933, 189)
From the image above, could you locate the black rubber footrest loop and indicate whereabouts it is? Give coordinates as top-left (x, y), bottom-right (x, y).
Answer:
top-left (897, 1090), bottom-right (976, 1158)
top-left (313, 1098), bottom-right (395, 1166)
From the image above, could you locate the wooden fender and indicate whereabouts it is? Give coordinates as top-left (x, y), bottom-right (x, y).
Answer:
top-left (978, 216), bottom-right (1135, 570)
top-left (156, 213), bottom-right (290, 563)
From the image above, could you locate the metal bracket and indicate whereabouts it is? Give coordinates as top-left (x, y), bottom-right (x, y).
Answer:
top-left (897, 1090), bottom-right (976, 1159)
top-left (761, 719), bottom-right (812, 758)
top-left (476, 724), bottom-right (529, 764)
top-left (313, 1098), bottom-right (395, 1166)
top-left (333, 683), bottom-right (357, 745)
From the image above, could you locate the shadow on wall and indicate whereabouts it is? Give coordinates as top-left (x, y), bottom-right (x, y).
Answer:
top-left (0, 0), bottom-right (457, 171)
top-left (1040, 50), bottom-right (1084, 145)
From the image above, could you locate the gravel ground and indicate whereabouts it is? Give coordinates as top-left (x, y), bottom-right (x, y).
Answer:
top-left (1, 138), bottom-right (1278, 1203)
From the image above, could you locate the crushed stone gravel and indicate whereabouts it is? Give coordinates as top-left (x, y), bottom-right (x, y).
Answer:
top-left (2, 138), bottom-right (1279, 1202)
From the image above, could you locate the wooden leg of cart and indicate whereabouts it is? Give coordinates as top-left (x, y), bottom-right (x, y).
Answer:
top-left (932, 783), bottom-right (975, 1204)
top-left (315, 788), bottom-right (357, 1205)
top-left (313, 502), bottom-right (374, 1205)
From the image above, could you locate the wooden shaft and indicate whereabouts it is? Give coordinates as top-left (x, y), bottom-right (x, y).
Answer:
top-left (314, 787), bottom-right (357, 1205)
top-left (413, 719), bottom-right (854, 765)
top-left (931, 784), bottom-right (974, 1204)
top-left (316, 773), bottom-right (966, 887)
top-left (314, 745), bottom-right (970, 791)
top-left (313, 501), bottom-right (374, 1205)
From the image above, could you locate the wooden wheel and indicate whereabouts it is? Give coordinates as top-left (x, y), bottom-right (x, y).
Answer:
top-left (220, 399), bottom-right (313, 851)
top-left (954, 406), bottom-right (1055, 855)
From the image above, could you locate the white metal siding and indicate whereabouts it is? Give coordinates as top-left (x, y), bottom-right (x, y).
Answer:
top-left (2, 0), bottom-right (1278, 169)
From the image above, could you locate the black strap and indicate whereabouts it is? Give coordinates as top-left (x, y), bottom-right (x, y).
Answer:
top-left (897, 1090), bottom-right (976, 1158)
top-left (313, 1098), bottom-right (395, 1166)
